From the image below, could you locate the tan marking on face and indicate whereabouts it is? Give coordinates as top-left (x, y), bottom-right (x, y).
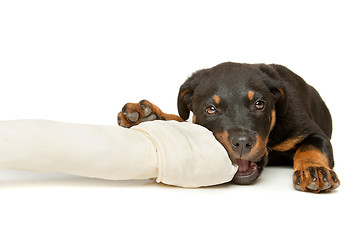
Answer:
top-left (213, 95), bottom-right (221, 104)
top-left (270, 134), bottom-right (308, 152)
top-left (215, 131), bottom-right (268, 162)
top-left (242, 135), bottom-right (267, 160)
top-left (214, 131), bottom-right (238, 161)
top-left (192, 115), bottom-right (196, 123)
top-left (248, 91), bottom-right (255, 101)
top-left (179, 89), bottom-right (189, 99)
top-left (240, 110), bottom-right (275, 160)
top-left (277, 88), bottom-right (285, 100)
top-left (270, 110), bottom-right (276, 131)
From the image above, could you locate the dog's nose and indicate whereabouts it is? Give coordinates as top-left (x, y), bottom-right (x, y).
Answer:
top-left (231, 133), bottom-right (255, 156)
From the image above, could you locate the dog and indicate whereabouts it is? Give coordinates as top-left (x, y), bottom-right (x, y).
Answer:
top-left (117, 62), bottom-right (340, 193)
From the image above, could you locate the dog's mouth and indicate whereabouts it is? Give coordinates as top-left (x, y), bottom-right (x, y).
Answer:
top-left (212, 130), bottom-right (268, 184)
top-left (236, 159), bottom-right (258, 176)
top-left (232, 157), bottom-right (267, 185)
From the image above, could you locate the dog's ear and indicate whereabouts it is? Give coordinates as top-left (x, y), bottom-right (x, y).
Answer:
top-left (259, 64), bottom-right (289, 114)
top-left (177, 69), bottom-right (208, 120)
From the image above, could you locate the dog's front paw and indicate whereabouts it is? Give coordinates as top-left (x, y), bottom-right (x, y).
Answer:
top-left (293, 167), bottom-right (340, 193)
top-left (117, 100), bottom-right (159, 128)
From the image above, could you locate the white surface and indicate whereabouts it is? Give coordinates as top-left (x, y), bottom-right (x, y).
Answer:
top-left (0, 1), bottom-right (359, 239)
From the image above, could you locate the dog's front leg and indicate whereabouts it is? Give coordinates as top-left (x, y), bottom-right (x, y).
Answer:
top-left (118, 100), bottom-right (184, 128)
top-left (292, 135), bottom-right (340, 193)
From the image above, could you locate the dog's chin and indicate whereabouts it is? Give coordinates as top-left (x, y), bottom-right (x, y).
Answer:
top-left (232, 155), bottom-right (268, 185)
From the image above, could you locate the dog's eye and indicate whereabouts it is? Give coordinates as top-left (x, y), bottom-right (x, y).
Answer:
top-left (206, 106), bottom-right (217, 115)
top-left (255, 100), bottom-right (265, 110)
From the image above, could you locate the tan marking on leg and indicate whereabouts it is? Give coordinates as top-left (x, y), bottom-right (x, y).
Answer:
top-left (213, 95), bottom-right (221, 104)
top-left (293, 145), bottom-right (339, 192)
top-left (118, 112), bottom-right (131, 127)
top-left (293, 146), bottom-right (329, 170)
top-left (139, 100), bottom-right (183, 122)
top-left (270, 134), bottom-right (308, 152)
top-left (118, 100), bottom-right (184, 128)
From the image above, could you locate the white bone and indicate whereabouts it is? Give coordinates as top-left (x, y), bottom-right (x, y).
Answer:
top-left (0, 120), bottom-right (237, 188)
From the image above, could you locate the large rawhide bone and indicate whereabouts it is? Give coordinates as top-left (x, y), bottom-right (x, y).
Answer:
top-left (0, 120), bottom-right (238, 188)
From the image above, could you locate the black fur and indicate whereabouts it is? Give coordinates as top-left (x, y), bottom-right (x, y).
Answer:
top-left (177, 62), bottom-right (334, 185)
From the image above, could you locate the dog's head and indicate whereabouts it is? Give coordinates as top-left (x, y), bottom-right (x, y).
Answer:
top-left (178, 62), bottom-right (287, 184)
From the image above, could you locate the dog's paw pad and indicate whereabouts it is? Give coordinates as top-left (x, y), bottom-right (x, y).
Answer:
top-left (140, 100), bottom-right (153, 117)
top-left (123, 111), bottom-right (140, 123)
top-left (118, 100), bottom-right (159, 128)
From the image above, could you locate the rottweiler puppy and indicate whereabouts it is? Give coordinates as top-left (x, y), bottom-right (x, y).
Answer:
top-left (118, 62), bottom-right (340, 193)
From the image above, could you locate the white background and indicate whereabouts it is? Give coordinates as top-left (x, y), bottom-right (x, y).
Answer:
top-left (1, 0), bottom-right (359, 239)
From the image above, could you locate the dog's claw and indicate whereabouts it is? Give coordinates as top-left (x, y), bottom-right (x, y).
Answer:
top-left (321, 181), bottom-right (332, 191)
top-left (306, 182), bottom-right (318, 191)
top-left (295, 184), bottom-right (302, 191)
top-left (293, 167), bottom-right (340, 193)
